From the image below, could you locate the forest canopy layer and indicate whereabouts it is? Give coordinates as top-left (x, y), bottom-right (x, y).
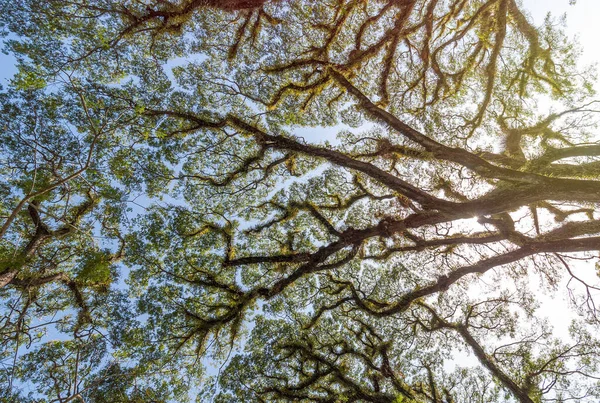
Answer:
top-left (1, 0), bottom-right (600, 402)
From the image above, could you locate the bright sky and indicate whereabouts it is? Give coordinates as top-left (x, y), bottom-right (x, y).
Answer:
top-left (0, 1), bottom-right (598, 83)
top-left (1, 1), bottom-right (599, 398)
top-left (0, 0), bottom-right (596, 324)
top-left (525, 0), bottom-right (600, 85)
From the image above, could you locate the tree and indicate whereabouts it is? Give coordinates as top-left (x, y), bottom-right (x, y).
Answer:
top-left (0, 81), bottom-right (192, 400)
top-left (0, 79), bottom-right (131, 397)
top-left (1, 0), bottom-right (600, 402)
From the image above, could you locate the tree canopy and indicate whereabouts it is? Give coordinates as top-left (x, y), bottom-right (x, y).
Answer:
top-left (1, 0), bottom-right (600, 402)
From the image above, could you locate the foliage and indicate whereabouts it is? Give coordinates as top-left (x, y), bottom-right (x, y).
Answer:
top-left (1, 0), bottom-right (600, 402)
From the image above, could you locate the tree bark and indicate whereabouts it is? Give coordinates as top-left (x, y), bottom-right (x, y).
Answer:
top-left (0, 269), bottom-right (18, 288)
top-left (203, 0), bottom-right (271, 11)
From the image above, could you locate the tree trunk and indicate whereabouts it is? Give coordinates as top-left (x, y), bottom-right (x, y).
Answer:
top-left (203, 0), bottom-right (271, 11)
top-left (0, 269), bottom-right (18, 288)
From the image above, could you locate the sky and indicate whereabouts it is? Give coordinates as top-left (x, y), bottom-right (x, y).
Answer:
top-left (0, 41), bottom-right (15, 85)
top-left (1, 1), bottom-right (599, 83)
top-left (1, 0), bottom-right (600, 397)
top-left (508, 0), bottom-right (600, 340)
top-left (0, 0), bottom-right (598, 345)
top-left (526, 0), bottom-right (600, 80)
top-left (0, 0), bottom-right (597, 327)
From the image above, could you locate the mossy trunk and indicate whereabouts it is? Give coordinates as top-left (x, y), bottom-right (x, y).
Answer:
top-left (203, 0), bottom-right (271, 11)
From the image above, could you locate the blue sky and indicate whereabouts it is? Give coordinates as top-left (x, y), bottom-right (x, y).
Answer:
top-left (1, 1), bottom-right (598, 85)
top-left (0, 50), bottom-right (15, 85)
top-left (1, 1), bottom-right (599, 398)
